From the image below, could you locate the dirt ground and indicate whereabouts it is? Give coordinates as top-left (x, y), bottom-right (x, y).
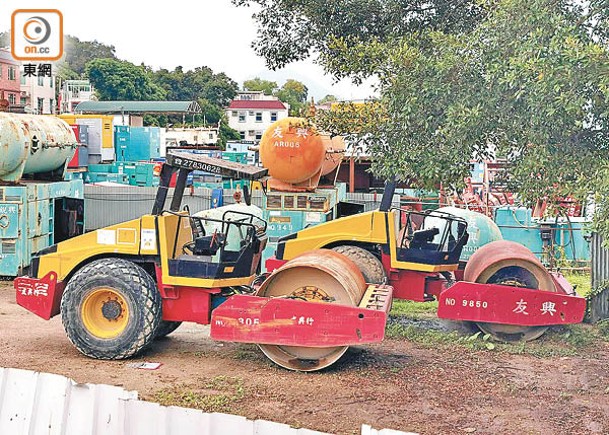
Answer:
top-left (1, 280), bottom-right (608, 435)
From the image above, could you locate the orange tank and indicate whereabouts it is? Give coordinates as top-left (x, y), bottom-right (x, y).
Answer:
top-left (260, 117), bottom-right (326, 184)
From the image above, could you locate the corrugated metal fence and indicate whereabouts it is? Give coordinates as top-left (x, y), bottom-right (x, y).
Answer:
top-left (84, 186), bottom-right (399, 231)
top-left (0, 367), bottom-right (414, 435)
top-left (590, 233), bottom-right (609, 322)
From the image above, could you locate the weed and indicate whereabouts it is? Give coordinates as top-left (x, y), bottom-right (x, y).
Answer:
top-left (153, 376), bottom-right (245, 413)
top-left (387, 316), bottom-right (601, 358)
top-left (390, 299), bottom-right (438, 318)
top-left (562, 271), bottom-right (592, 297)
top-left (597, 319), bottom-right (609, 337)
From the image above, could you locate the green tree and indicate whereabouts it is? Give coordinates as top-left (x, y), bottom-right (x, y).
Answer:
top-left (62, 35), bottom-right (117, 76)
top-left (243, 77), bottom-right (278, 95)
top-left (275, 79), bottom-right (308, 115)
top-left (86, 58), bottom-right (166, 100)
top-left (318, 94), bottom-right (338, 104)
top-left (233, 0), bottom-right (486, 70)
top-left (153, 66), bottom-right (238, 106)
top-left (239, 0), bottom-right (609, 233)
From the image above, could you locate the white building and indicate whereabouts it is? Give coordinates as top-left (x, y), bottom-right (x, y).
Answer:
top-left (20, 72), bottom-right (56, 114)
top-left (164, 127), bottom-right (219, 147)
top-left (59, 80), bottom-right (95, 114)
top-left (226, 91), bottom-right (289, 142)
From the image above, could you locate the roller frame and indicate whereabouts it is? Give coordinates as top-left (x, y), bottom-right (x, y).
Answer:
top-left (437, 281), bottom-right (586, 326)
top-left (210, 289), bottom-right (392, 347)
top-left (266, 255), bottom-right (587, 329)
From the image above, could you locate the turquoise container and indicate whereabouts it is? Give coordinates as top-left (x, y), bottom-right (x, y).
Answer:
top-left (114, 126), bottom-right (161, 162)
top-left (494, 207), bottom-right (544, 258)
top-left (494, 207), bottom-right (590, 263)
top-left (0, 179), bottom-right (84, 276)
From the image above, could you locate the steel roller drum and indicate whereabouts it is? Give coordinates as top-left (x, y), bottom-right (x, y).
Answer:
top-left (256, 249), bottom-right (368, 371)
top-left (464, 239), bottom-right (557, 342)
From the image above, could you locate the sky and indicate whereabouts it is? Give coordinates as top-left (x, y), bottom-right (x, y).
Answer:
top-left (0, 0), bottom-right (378, 101)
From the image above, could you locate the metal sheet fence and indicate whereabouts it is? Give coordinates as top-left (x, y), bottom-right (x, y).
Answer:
top-left (0, 367), bottom-right (413, 435)
top-left (84, 186), bottom-right (398, 231)
top-left (590, 232), bottom-right (609, 322)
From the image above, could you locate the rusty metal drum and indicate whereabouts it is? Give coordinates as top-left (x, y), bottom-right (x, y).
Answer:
top-left (256, 249), bottom-right (368, 371)
top-left (464, 239), bottom-right (557, 341)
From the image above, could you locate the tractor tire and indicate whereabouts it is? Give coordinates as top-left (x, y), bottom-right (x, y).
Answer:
top-left (332, 245), bottom-right (387, 284)
top-left (155, 321), bottom-right (182, 339)
top-left (61, 258), bottom-right (162, 360)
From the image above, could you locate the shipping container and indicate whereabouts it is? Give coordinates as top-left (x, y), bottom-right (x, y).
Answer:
top-left (59, 114), bottom-right (114, 163)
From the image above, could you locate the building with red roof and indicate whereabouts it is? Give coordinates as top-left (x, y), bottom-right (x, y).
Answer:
top-left (226, 91), bottom-right (289, 142)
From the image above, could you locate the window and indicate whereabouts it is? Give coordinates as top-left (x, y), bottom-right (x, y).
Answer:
top-left (208, 133), bottom-right (214, 140)
top-left (20, 97), bottom-right (26, 106)
top-left (37, 98), bottom-right (44, 114)
top-left (37, 76), bottom-right (44, 86)
top-left (8, 94), bottom-right (16, 105)
top-left (255, 112), bottom-right (262, 122)
top-left (8, 67), bottom-right (15, 80)
top-left (239, 131), bottom-right (245, 140)
top-left (231, 111), bottom-right (237, 117)
top-left (238, 112), bottom-right (246, 122)
top-left (49, 78), bottom-right (53, 88)
top-left (0, 65), bottom-right (2, 77)
top-left (20, 75), bottom-right (25, 85)
top-left (49, 99), bottom-right (54, 113)
top-left (248, 111), bottom-right (254, 116)
top-left (270, 112), bottom-right (277, 122)
top-left (255, 131), bottom-right (263, 140)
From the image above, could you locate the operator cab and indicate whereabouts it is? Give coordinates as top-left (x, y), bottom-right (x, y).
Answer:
top-left (166, 208), bottom-right (267, 280)
top-left (154, 151), bottom-right (269, 282)
top-left (394, 208), bottom-right (469, 266)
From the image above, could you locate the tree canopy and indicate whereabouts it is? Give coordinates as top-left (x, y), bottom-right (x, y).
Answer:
top-left (86, 58), bottom-right (166, 101)
top-left (243, 77), bottom-right (278, 95)
top-left (243, 77), bottom-right (309, 115)
top-left (238, 0), bottom-right (609, 229)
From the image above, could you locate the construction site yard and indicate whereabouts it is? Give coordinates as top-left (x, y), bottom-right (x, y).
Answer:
top-left (1, 280), bottom-right (608, 435)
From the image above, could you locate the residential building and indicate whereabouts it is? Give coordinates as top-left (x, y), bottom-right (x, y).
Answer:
top-left (164, 127), bottom-right (219, 147)
top-left (226, 91), bottom-right (289, 142)
top-left (59, 80), bottom-right (95, 113)
top-left (20, 68), bottom-right (57, 114)
top-left (0, 49), bottom-right (23, 112)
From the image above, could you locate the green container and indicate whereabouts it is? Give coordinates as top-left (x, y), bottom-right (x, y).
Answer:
top-left (434, 206), bottom-right (503, 262)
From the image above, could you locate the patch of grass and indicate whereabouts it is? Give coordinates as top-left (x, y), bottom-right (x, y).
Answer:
top-left (562, 271), bottom-right (592, 297)
top-left (500, 325), bottom-right (599, 357)
top-left (387, 317), bottom-right (602, 357)
top-left (389, 299), bottom-right (438, 318)
top-left (153, 376), bottom-right (245, 413)
top-left (231, 346), bottom-right (266, 362)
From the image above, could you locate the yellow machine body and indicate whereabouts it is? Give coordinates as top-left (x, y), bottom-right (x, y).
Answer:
top-left (34, 213), bottom-right (254, 287)
top-left (277, 210), bottom-right (459, 273)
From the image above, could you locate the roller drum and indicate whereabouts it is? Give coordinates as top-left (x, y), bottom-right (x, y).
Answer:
top-left (257, 249), bottom-right (367, 371)
top-left (464, 240), bottom-right (556, 341)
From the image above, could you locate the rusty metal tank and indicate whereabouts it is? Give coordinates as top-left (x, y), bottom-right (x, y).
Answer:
top-left (0, 113), bottom-right (77, 183)
top-left (259, 117), bottom-right (326, 184)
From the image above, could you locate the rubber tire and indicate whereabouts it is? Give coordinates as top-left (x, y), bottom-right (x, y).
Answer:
top-left (61, 258), bottom-right (162, 360)
top-left (155, 320), bottom-right (182, 338)
top-left (332, 245), bottom-right (387, 284)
